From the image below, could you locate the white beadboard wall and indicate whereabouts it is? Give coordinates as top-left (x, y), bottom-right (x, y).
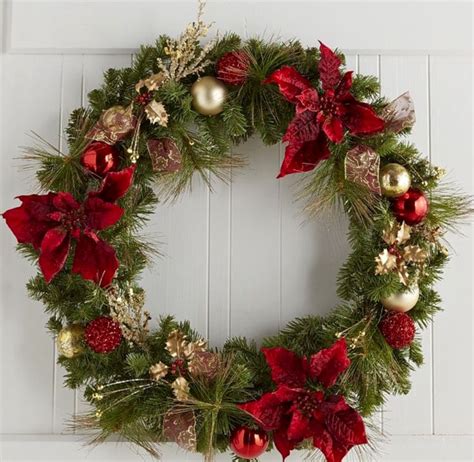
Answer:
top-left (0, 1), bottom-right (472, 461)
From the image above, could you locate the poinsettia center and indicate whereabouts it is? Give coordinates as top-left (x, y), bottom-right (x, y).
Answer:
top-left (61, 208), bottom-right (86, 232)
top-left (319, 91), bottom-right (341, 118)
top-left (295, 391), bottom-right (319, 417)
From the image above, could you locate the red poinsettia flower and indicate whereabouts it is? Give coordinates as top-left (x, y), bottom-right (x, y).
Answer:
top-left (2, 166), bottom-right (135, 287)
top-left (265, 42), bottom-right (385, 178)
top-left (239, 339), bottom-right (367, 462)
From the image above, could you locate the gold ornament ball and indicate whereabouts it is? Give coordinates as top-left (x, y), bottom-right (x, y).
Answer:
top-left (57, 324), bottom-right (85, 358)
top-left (191, 76), bottom-right (228, 116)
top-left (380, 163), bottom-right (411, 198)
top-left (381, 285), bottom-right (420, 312)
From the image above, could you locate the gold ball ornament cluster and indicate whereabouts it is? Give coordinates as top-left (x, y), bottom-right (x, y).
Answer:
top-left (380, 163), bottom-right (411, 198)
top-left (191, 76), bottom-right (228, 115)
top-left (57, 324), bottom-right (85, 358)
top-left (381, 284), bottom-right (420, 312)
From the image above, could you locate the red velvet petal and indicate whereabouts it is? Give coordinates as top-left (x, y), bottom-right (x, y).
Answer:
top-left (83, 197), bottom-right (124, 231)
top-left (325, 406), bottom-right (368, 446)
top-left (278, 132), bottom-right (330, 178)
top-left (313, 429), bottom-right (349, 462)
top-left (296, 87), bottom-right (320, 113)
top-left (322, 116), bottom-right (345, 143)
top-left (343, 101), bottom-right (385, 135)
top-left (264, 66), bottom-right (312, 103)
top-left (320, 394), bottom-right (351, 414)
top-left (239, 392), bottom-right (286, 431)
top-left (282, 111), bottom-right (320, 145)
top-left (319, 42), bottom-right (342, 91)
top-left (287, 409), bottom-right (311, 442)
top-left (90, 165), bottom-right (136, 203)
top-left (273, 385), bottom-right (305, 403)
top-left (2, 193), bottom-right (57, 249)
top-left (39, 227), bottom-right (71, 282)
top-left (273, 427), bottom-right (296, 461)
top-left (262, 347), bottom-right (308, 388)
top-left (335, 71), bottom-right (353, 99)
top-left (52, 192), bottom-right (81, 212)
top-left (71, 232), bottom-right (119, 287)
top-left (309, 338), bottom-right (350, 388)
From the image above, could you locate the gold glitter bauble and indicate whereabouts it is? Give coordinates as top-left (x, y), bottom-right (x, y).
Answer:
top-left (191, 76), bottom-right (227, 116)
top-left (381, 284), bottom-right (419, 312)
top-left (57, 324), bottom-right (84, 359)
top-left (380, 163), bottom-right (411, 198)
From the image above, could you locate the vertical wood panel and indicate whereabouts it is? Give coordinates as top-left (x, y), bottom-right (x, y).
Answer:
top-left (279, 168), bottom-right (349, 326)
top-left (380, 55), bottom-right (433, 435)
top-left (208, 177), bottom-right (231, 347)
top-left (141, 181), bottom-right (209, 337)
top-left (229, 139), bottom-right (281, 339)
top-left (0, 54), bottom-right (62, 433)
top-left (429, 55), bottom-right (473, 434)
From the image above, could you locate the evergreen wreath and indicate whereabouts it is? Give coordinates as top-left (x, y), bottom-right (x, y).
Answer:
top-left (2, 2), bottom-right (471, 461)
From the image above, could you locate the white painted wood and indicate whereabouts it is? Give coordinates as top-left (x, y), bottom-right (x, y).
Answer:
top-left (229, 139), bottom-right (281, 339)
top-left (379, 55), bottom-right (433, 436)
top-left (0, 1), bottom-right (473, 460)
top-left (1, 54), bottom-right (62, 434)
top-left (429, 55), bottom-right (473, 435)
top-left (5, 1), bottom-right (472, 54)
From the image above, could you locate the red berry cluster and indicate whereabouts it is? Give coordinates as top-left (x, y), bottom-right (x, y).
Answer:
top-left (170, 358), bottom-right (187, 376)
top-left (135, 92), bottom-right (153, 106)
top-left (379, 312), bottom-right (415, 349)
top-left (84, 316), bottom-right (122, 353)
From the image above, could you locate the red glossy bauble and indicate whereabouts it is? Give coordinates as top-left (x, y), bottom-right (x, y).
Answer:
top-left (230, 426), bottom-right (269, 459)
top-left (84, 316), bottom-right (122, 353)
top-left (392, 188), bottom-right (429, 225)
top-left (81, 142), bottom-right (120, 176)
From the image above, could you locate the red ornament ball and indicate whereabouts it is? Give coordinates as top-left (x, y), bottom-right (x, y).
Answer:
top-left (392, 188), bottom-right (429, 225)
top-left (379, 312), bottom-right (415, 349)
top-left (230, 426), bottom-right (269, 459)
top-left (81, 142), bottom-right (120, 176)
top-left (217, 51), bottom-right (251, 86)
top-left (84, 316), bottom-right (122, 354)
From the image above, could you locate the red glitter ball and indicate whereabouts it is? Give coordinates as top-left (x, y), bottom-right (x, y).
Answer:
top-left (392, 188), bottom-right (429, 225)
top-left (379, 312), bottom-right (415, 349)
top-left (81, 141), bottom-right (120, 176)
top-left (217, 51), bottom-right (251, 85)
top-left (84, 316), bottom-right (122, 353)
top-left (230, 426), bottom-right (269, 459)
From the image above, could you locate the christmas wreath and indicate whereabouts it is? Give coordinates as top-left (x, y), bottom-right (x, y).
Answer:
top-left (2, 2), bottom-right (471, 461)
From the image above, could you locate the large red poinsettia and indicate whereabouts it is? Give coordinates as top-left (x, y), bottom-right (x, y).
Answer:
top-left (239, 339), bottom-right (367, 462)
top-left (2, 166), bottom-right (135, 287)
top-left (265, 42), bottom-right (385, 178)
